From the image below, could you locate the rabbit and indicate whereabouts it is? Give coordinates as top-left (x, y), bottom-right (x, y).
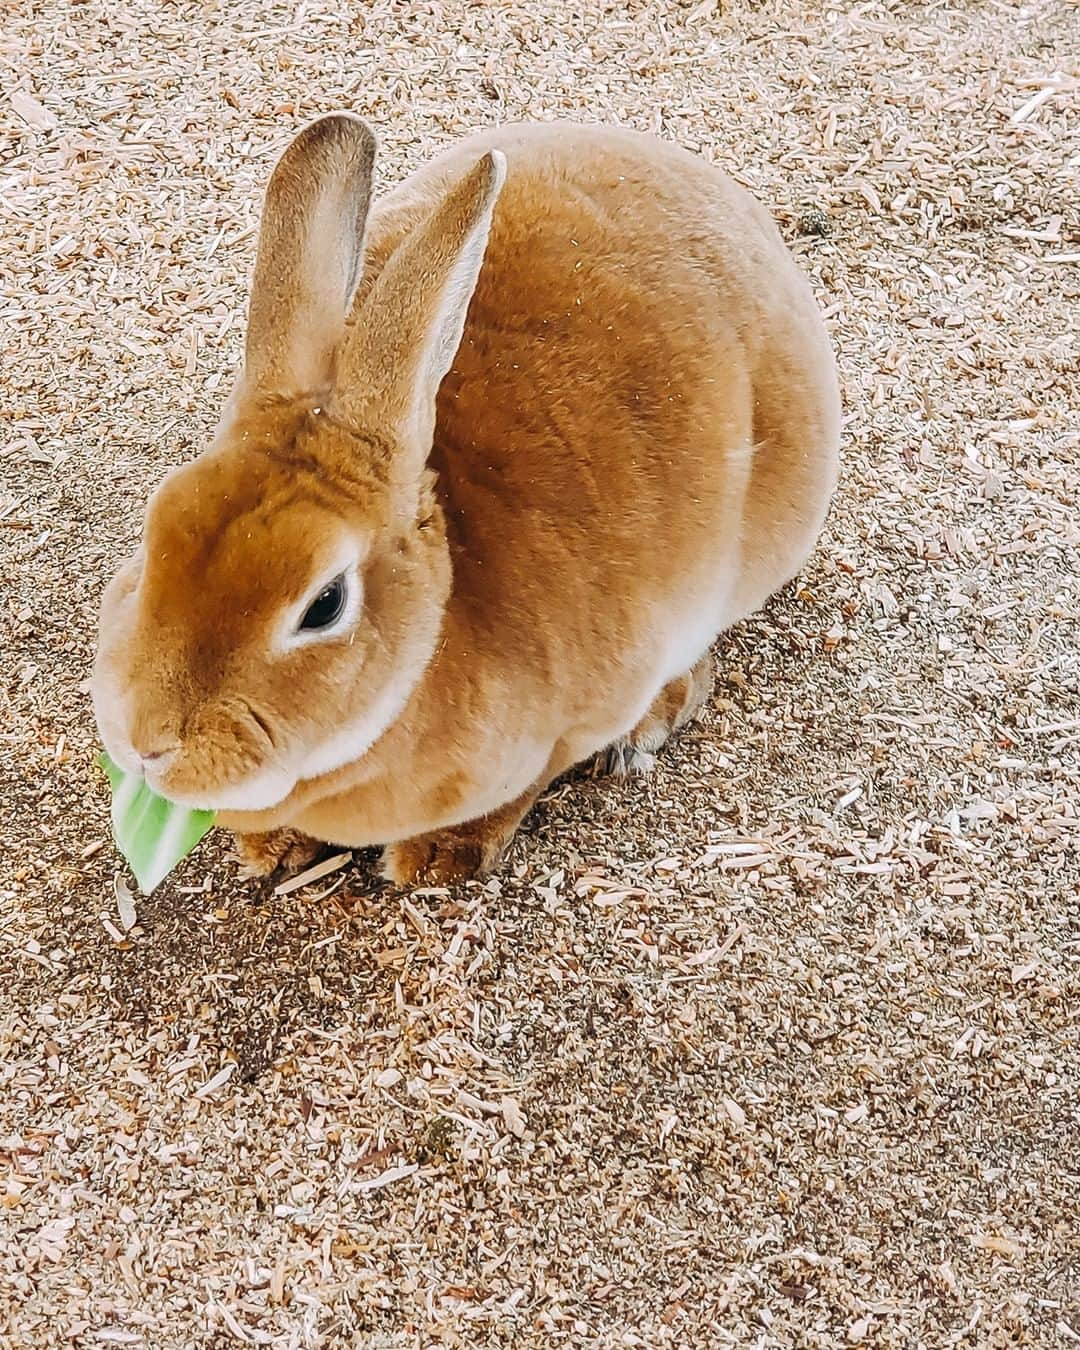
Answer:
top-left (92, 113), bottom-right (841, 886)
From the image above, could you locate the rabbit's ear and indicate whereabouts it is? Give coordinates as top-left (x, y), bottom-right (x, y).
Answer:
top-left (242, 113), bottom-right (376, 398)
top-left (334, 149), bottom-right (506, 478)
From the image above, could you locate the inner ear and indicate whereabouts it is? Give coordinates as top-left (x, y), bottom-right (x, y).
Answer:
top-left (332, 149), bottom-right (506, 474)
top-left (241, 113), bottom-right (377, 400)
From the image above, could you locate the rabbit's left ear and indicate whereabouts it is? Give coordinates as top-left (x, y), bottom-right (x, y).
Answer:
top-left (333, 149), bottom-right (506, 476)
top-left (242, 113), bottom-right (377, 400)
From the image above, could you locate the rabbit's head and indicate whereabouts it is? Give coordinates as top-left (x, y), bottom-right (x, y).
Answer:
top-left (93, 114), bottom-right (505, 811)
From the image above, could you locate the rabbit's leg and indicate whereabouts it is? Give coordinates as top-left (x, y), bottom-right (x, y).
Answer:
top-left (603, 652), bottom-right (713, 777)
top-left (231, 827), bottom-right (327, 879)
top-left (382, 783), bottom-right (543, 887)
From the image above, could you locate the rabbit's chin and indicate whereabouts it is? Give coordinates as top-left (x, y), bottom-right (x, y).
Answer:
top-left (155, 762), bottom-right (297, 815)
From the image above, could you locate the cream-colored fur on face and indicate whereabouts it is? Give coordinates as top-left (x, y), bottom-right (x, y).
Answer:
top-left (92, 115), bottom-right (841, 885)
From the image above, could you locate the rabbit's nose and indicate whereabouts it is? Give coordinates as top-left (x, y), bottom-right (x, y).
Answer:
top-left (138, 747), bottom-right (179, 781)
top-left (140, 747), bottom-right (176, 767)
top-left (130, 710), bottom-right (182, 768)
top-left (132, 737), bottom-right (180, 772)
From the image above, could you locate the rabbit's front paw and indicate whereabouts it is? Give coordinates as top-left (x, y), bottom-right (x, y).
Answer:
top-left (384, 784), bottom-right (539, 887)
top-left (383, 831), bottom-right (491, 887)
top-left (232, 828), bottom-right (325, 879)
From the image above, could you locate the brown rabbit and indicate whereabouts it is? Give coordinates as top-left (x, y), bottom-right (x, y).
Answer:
top-left (92, 114), bottom-right (840, 885)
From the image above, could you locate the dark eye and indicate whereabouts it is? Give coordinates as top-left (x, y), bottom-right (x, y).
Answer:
top-left (299, 574), bottom-right (347, 632)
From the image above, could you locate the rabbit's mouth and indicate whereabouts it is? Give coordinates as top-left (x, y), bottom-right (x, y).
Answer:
top-left (147, 706), bottom-right (298, 815)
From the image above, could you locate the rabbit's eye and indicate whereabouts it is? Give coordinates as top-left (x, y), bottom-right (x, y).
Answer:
top-left (299, 574), bottom-right (347, 631)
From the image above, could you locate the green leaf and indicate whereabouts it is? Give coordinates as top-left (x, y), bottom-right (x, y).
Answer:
top-left (99, 752), bottom-right (216, 893)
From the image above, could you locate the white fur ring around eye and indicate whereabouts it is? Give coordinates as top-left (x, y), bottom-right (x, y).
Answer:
top-left (283, 565), bottom-right (363, 650)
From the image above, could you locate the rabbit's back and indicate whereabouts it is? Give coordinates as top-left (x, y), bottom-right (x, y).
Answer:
top-left (362, 124), bottom-right (839, 675)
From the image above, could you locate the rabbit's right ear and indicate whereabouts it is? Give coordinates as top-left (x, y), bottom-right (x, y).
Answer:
top-left (332, 150), bottom-right (505, 493)
top-left (241, 113), bottom-right (376, 400)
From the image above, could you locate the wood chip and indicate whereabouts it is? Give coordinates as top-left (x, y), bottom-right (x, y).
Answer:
top-left (273, 851), bottom-right (352, 896)
top-left (194, 1064), bottom-right (236, 1099)
top-left (114, 875), bottom-right (137, 932)
top-left (351, 1163), bottom-right (418, 1195)
top-left (501, 1095), bottom-right (527, 1137)
top-left (9, 90), bottom-right (57, 130)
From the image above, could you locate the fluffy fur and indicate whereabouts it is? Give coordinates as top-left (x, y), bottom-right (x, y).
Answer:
top-left (93, 115), bottom-right (841, 885)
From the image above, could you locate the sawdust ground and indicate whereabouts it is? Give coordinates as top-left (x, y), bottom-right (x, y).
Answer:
top-left (1, 0), bottom-right (1077, 1345)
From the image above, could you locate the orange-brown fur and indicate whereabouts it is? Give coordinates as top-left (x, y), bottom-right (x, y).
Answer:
top-left (93, 116), bottom-right (840, 886)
